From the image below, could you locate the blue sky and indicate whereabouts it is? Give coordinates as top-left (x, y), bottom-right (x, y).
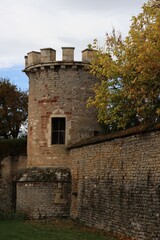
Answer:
top-left (0, 66), bottom-right (28, 91)
top-left (0, 0), bottom-right (148, 91)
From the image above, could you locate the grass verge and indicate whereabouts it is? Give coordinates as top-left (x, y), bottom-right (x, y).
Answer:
top-left (0, 219), bottom-right (117, 240)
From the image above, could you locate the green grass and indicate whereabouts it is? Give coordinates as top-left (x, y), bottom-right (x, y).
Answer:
top-left (0, 219), bottom-right (117, 240)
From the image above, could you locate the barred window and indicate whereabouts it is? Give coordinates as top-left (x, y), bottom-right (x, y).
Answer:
top-left (51, 117), bottom-right (66, 144)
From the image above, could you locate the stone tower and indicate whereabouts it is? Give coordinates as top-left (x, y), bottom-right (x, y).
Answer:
top-left (24, 47), bottom-right (100, 168)
top-left (16, 47), bottom-right (101, 219)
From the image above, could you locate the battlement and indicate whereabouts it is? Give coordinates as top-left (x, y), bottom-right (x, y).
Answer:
top-left (24, 47), bottom-right (95, 69)
top-left (62, 47), bottom-right (75, 61)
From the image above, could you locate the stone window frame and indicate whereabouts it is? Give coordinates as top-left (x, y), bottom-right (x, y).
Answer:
top-left (48, 112), bottom-right (69, 147)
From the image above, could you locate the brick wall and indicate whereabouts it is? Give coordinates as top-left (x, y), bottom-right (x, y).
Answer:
top-left (70, 129), bottom-right (160, 240)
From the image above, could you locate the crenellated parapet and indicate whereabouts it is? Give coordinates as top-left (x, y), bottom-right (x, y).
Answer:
top-left (24, 47), bottom-right (95, 72)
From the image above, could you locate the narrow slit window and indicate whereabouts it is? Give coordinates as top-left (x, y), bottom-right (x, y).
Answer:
top-left (51, 117), bottom-right (66, 144)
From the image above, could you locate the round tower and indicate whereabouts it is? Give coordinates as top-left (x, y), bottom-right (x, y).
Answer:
top-left (24, 47), bottom-right (100, 168)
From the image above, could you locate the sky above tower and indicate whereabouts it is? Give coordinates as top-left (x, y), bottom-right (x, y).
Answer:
top-left (0, 0), bottom-right (148, 90)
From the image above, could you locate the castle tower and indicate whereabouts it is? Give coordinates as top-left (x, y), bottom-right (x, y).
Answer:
top-left (24, 47), bottom-right (100, 168)
top-left (16, 47), bottom-right (101, 219)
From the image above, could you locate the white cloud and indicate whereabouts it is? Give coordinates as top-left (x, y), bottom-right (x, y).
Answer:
top-left (0, 0), bottom-right (148, 68)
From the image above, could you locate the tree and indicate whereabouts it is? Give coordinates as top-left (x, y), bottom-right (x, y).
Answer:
top-left (0, 78), bottom-right (28, 138)
top-left (88, 0), bottom-right (160, 132)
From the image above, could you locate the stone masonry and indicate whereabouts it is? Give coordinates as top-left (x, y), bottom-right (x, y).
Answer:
top-left (17, 167), bottom-right (71, 219)
top-left (0, 155), bottom-right (27, 212)
top-left (70, 126), bottom-right (160, 240)
top-left (16, 47), bottom-right (101, 219)
top-left (15, 46), bottom-right (160, 239)
top-left (24, 47), bottom-right (100, 167)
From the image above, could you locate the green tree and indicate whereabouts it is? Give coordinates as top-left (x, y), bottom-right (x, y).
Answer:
top-left (0, 78), bottom-right (28, 138)
top-left (88, 0), bottom-right (160, 132)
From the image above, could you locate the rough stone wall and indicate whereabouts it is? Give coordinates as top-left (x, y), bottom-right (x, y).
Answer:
top-left (0, 155), bottom-right (27, 212)
top-left (27, 65), bottom-right (100, 167)
top-left (17, 167), bottom-right (71, 219)
top-left (17, 181), bottom-right (71, 219)
top-left (70, 130), bottom-right (160, 240)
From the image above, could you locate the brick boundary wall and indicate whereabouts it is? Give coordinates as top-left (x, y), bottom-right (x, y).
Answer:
top-left (70, 126), bottom-right (160, 240)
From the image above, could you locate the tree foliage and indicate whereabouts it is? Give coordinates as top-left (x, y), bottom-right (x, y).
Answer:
top-left (88, 0), bottom-right (160, 132)
top-left (0, 78), bottom-right (28, 138)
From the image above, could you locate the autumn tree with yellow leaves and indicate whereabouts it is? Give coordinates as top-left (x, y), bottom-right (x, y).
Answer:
top-left (88, 0), bottom-right (160, 132)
